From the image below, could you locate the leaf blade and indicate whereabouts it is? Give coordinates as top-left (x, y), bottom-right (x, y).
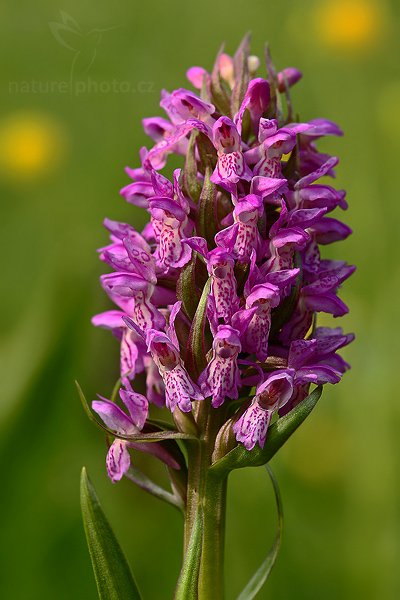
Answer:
top-left (185, 277), bottom-right (211, 380)
top-left (198, 166), bottom-right (218, 243)
top-left (80, 468), bottom-right (142, 600)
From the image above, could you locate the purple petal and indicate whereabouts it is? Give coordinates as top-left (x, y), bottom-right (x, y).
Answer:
top-left (106, 439), bottom-right (131, 483)
top-left (142, 116), bottom-right (173, 142)
top-left (234, 78), bottom-right (270, 135)
top-left (187, 66), bottom-right (209, 89)
top-left (167, 300), bottom-right (182, 350)
top-left (120, 181), bottom-right (155, 207)
top-left (295, 365), bottom-right (341, 385)
top-left (302, 292), bottom-right (349, 316)
top-left (295, 156), bottom-right (339, 189)
top-left (272, 227), bottom-right (310, 249)
top-left (233, 401), bottom-right (272, 451)
top-left (91, 310), bottom-right (125, 331)
top-left (310, 217), bottom-right (352, 244)
top-left (277, 67), bottom-right (302, 91)
top-left (250, 176), bottom-right (287, 200)
top-left (119, 388), bottom-right (148, 429)
top-left (151, 169), bottom-right (174, 197)
top-left (302, 118), bottom-right (343, 138)
top-left (145, 118), bottom-right (212, 170)
top-left (182, 236), bottom-right (209, 257)
top-left (92, 398), bottom-right (134, 434)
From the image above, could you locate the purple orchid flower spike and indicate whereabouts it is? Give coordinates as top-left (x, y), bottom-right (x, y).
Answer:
top-left (147, 329), bottom-right (204, 413)
top-left (89, 39), bottom-right (355, 597)
top-left (233, 370), bottom-right (295, 450)
top-left (199, 325), bottom-right (242, 408)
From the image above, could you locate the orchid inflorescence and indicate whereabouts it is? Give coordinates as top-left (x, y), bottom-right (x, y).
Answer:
top-left (83, 35), bottom-right (355, 600)
top-left (91, 37), bottom-right (354, 487)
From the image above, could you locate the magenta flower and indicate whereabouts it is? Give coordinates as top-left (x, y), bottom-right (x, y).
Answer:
top-left (146, 328), bottom-right (204, 413)
top-left (233, 370), bottom-right (295, 450)
top-left (199, 325), bottom-right (242, 408)
top-left (92, 388), bottom-right (148, 482)
top-left (210, 116), bottom-right (252, 190)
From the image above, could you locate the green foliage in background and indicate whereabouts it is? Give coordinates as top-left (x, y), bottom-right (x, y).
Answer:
top-left (1, 0), bottom-right (399, 598)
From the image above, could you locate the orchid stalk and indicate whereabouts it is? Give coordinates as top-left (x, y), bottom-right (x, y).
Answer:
top-left (80, 35), bottom-right (354, 600)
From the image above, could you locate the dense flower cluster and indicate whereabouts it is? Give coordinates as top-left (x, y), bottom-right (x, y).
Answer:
top-left (92, 39), bottom-right (354, 482)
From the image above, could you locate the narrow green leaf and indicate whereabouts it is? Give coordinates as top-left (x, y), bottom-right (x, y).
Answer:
top-left (264, 44), bottom-right (283, 124)
top-left (174, 507), bottom-right (203, 600)
top-left (198, 166), bottom-right (218, 243)
top-left (183, 130), bottom-right (202, 203)
top-left (177, 255), bottom-right (202, 321)
top-left (80, 468), bottom-right (142, 600)
top-left (231, 33), bottom-right (251, 116)
top-left (196, 132), bottom-right (217, 171)
top-left (110, 378), bottom-right (121, 403)
top-left (210, 386), bottom-right (323, 474)
top-left (76, 381), bottom-right (196, 443)
top-left (185, 278), bottom-right (211, 379)
top-left (211, 44), bottom-right (232, 116)
top-left (236, 465), bottom-right (283, 600)
top-left (200, 72), bottom-right (213, 104)
top-left (125, 466), bottom-right (183, 511)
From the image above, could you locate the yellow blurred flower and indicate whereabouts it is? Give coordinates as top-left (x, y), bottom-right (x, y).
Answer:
top-left (0, 112), bottom-right (68, 183)
top-left (314, 0), bottom-right (387, 52)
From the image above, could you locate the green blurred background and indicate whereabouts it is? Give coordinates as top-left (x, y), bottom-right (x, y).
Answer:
top-left (1, 0), bottom-right (399, 598)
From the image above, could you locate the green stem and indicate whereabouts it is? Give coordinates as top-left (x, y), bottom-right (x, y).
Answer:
top-left (198, 472), bottom-right (227, 600)
top-left (180, 400), bottom-right (228, 599)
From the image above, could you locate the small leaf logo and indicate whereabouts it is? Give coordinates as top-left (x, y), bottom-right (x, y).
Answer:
top-left (49, 11), bottom-right (118, 79)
